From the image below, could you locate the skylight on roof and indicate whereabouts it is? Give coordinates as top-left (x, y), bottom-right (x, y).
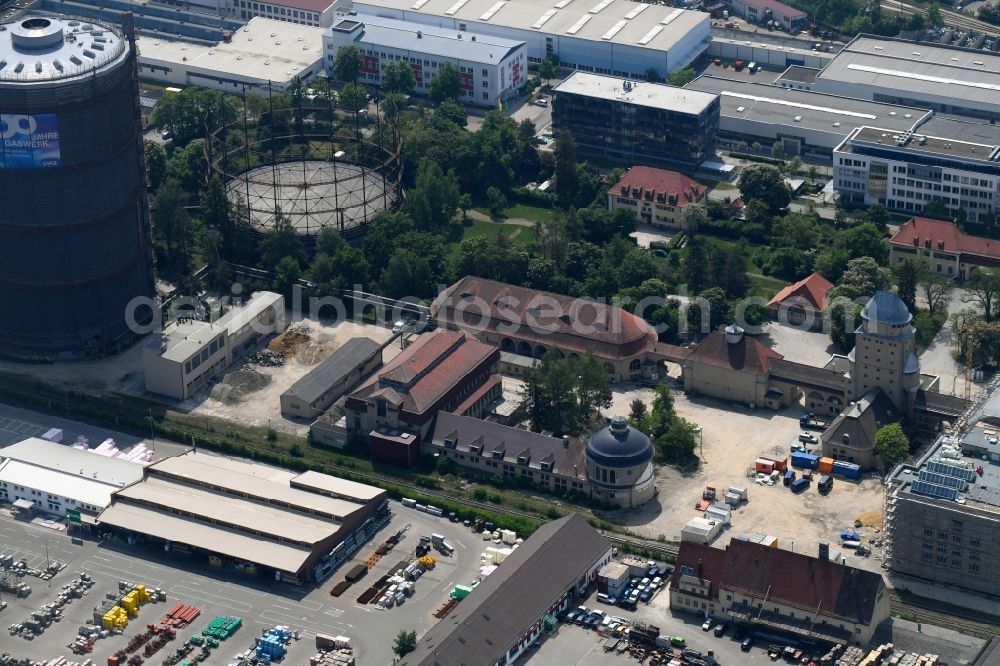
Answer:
top-left (410, 0), bottom-right (430, 8)
top-left (637, 24), bottom-right (662, 45)
top-left (554, 0), bottom-right (572, 6)
top-left (589, 0), bottom-right (614, 13)
top-left (445, 0), bottom-right (467, 14)
top-left (601, 19), bottom-right (628, 40)
top-left (480, 1), bottom-right (506, 20)
top-left (660, 8), bottom-right (683, 24)
top-left (624, 3), bottom-right (647, 19)
top-left (566, 14), bottom-right (591, 33)
top-left (532, 8), bottom-right (558, 28)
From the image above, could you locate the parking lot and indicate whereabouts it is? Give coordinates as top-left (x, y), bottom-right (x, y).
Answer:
top-left (0, 503), bottom-right (485, 665)
top-left (529, 580), bottom-right (784, 666)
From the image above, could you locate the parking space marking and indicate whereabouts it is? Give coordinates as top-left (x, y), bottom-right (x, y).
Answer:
top-left (258, 609), bottom-right (343, 636)
top-left (83, 560), bottom-right (165, 587)
top-left (0, 416), bottom-right (45, 439)
top-left (170, 584), bottom-right (254, 614)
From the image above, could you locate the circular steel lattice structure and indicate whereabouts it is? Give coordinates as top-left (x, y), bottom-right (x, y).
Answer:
top-left (211, 92), bottom-right (403, 240)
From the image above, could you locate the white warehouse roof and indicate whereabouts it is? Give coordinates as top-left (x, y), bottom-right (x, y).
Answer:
top-left (136, 18), bottom-right (325, 87)
top-left (555, 71), bottom-right (718, 115)
top-left (0, 460), bottom-right (125, 508)
top-left (328, 15), bottom-right (524, 64)
top-left (351, 0), bottom-right (706, 53)
top-left (1, 438), bottom-right (144, 488)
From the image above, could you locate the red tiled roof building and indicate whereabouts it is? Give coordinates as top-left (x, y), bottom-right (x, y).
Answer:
top-left (343, 330), bottom-right (501, 467)
top-left (669, 539), bottom-right (890, 645)
top-left (432, 276), bottom-right (665, 383)
top-left (607, 166), bottom-right (706, 229)
top-left (889, 216), bottom-right (1000, 280)
top-left (767, 272), bottom-right (834, 330)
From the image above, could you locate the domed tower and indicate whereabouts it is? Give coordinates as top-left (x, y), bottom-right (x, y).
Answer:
top-left (850, 291), bottom-right (920, 416)
top-left (585, 416), bottom-right (655, 508)
top-left (0, 15), bottom-right (155, 360)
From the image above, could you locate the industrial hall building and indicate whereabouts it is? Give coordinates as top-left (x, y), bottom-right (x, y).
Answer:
top-left (431, 276), bottom-right (669, 383)
top-left (669, 539), bottom-right (890, 645)
top-left (398, 514), bottom-right (612, 666)
top-left (96, 451), bottom-right (389, 584)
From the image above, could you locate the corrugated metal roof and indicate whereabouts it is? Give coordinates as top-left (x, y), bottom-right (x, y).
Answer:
top-left (0, 459), bottom-right (121, 508)
top-left (281, 337), bottom-right (381, 405)
top-left (1, 438), bottom-right (144, 487)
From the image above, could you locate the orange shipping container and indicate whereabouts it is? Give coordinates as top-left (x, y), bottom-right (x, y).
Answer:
top-left (754, 459), bottom-right (774, 474)
top-left (758, 454), bottom-right (787, 472)
top-left (818, 457), bottom-right (834, 473)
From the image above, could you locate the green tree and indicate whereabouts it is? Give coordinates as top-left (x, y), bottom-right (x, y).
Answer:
top-left (667, 67), bottom-right (695, 87)
top-left (738, 164), bottom-right (791, 214)
top-left (339, 82), bottom-right (368, 113)
top-left (152, 87), bottom-right (236, 147)
top-left (660, 418), bottom-right (699, 464)
top-left (405, 158), bottom-right (461, 232)
top-left (538, 55), bottom-right (557, 86)
top-left (687, 286), bottom-right (730, 333)
top-left (918, 261), bottom-right (954, 317)
top-left (815, 247), bottom-right (850, 283)
top-left (392, 630), bottom-right (417, 658)
top-left (430, 62), bottom-right (462, 103)
top-left (333, 45), bottom-right (362, 82)
top-left (680, 204), bottom-right (707, 235)
top-left (964, 267), bottom-right (1000, 322)
top-left (382, 60), bottom-right (416, 94)
top-left (840, 223), bottom-right (888, 264)
top-left (521, 352), bottom-right (611, 435)
top-left (683, 238), bottom-right (710, 294)
top-left (553, 130), bottom-right (579, 206)
top-left (434, 98), bottom-right (468, 127)
top-left (927, 0), bottom-right (944, 25)
top-left (922, 197), bottom-right (951, 221)
top-left (458, 193), bottom-right (472, 221)
top-left (628, 398), bottom-right (647, 424)
top-left (144, 140), bottom-right (167, 191)
top-left (258, 215), bottom-right (306, 271)
top-left (273, 255), bottom-right (302, 299)
top-left (825, 257), bottom-right (892, 350)
top-left (486, 186), bottom-right (507, 221)
top-left (152, 178), bottom-right (194, 275)
top-left (893, 259), bottom-right (919, 313)
top-left (202, 175), bottom-right (232, 256)
top-left (380, 248), bottom-right (435, 299)
top-left (644, 67), bottom-right (661, 83)
top-left (771, 140), bottom-right (785, 158)
top-left (875, 422), bottom-right (910, 469)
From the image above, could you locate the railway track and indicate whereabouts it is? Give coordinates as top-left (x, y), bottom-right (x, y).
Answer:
top-left (889, 591), bottom-right (999, 638)
top-left (882, 0), bottom-right (1000, 35)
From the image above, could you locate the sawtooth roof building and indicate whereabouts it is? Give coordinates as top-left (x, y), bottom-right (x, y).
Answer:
top-left (398, 514), bottom-right (612, 666)
top-left (345, 0), bottom-right (709, 80)
top-left (432, 276), bottom-right (666, 383)
top-left (669, 539), bottom-right (890, 645)
top-left (97, 451), bottom-right (389, 584)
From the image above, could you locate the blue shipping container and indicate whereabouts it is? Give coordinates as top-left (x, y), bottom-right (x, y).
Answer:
top-left (791, 452), bottom-right (819, 470)
top-left (832, 462), bottom-right (861, 480)
top-left (791, 478), bottom-right (809, 493)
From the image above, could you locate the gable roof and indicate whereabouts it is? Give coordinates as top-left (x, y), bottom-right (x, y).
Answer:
top-left (432, 277), bottom-right (656, 359)
top-left (890, 217), bottom-right (1000, 262)
top-left (428, 412), bottom-right (587, 481)
top-left (767, 272), bottom-right (833, 311)
top-left (398, 514), bottom-right (609, 666)
top-left (685, 330), bottom-right (783, 376)
top-left (820, 388), bottom-right (900, 453)
top-left (667, 540), bottom-right (728, 602)
top-left (347, 330), bottom-right (496, 415)
top-left (720, 539), bottom-right (885, 625)
top-left (611, 166), bottom-right (704, 208)
top-left (281, 337), bottom-right (381, 405)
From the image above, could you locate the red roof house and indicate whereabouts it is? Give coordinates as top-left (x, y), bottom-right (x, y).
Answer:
top-left (767, 272), bottom-right (833, 329)
top-left (608, 166), bottom-right (706, 228)
top-left (889, 217), bottom-right (1000, 279)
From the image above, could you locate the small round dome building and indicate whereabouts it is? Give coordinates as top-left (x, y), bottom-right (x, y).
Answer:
top-left (585, 416), bottom-right (656, 508)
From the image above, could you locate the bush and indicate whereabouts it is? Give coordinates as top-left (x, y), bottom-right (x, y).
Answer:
top-left (488, 493), bottom-right (504, 504)
top-left (472, 488), bottom-right (488, 501)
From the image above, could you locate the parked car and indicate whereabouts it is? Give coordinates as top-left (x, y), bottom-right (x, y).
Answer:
top-left (619, 598), bottom-right (637, 611)
top-left (702, 618), bottom-right (714, 631)
top-left (741, 636), bottom-right (754, 651)
top-left (799, 433), bottom-right (818, 444)
top-left (534, 97), bottom-right (548, 107)
top-left (639, 589), bottom-right (652, 602)
top-left (670, 636), bottom-right (686, 648)
top-left (651, 576), bottom-right (662, 589)
top-left (714, 623), bottom-right (727, 637)
top-left (563, 610), bottom-right (579, 623)
top-left (596, 592), bottom-right (616, 605)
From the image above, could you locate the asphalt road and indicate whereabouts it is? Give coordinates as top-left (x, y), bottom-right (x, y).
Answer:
top-left (0, 504), bottom-right (486, 666)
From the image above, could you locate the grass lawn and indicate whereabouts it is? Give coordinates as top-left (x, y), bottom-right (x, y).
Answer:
top-left (447, 218), bottom-right (537, 261)
top-left (472, 202), bottom-right (555, 224)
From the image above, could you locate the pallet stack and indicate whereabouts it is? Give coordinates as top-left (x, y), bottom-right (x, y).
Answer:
top-left (160, 603), bottom-right (201, 628)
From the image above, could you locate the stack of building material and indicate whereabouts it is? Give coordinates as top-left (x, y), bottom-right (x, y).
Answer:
top-left (256, 626), bottom-right (291, 660)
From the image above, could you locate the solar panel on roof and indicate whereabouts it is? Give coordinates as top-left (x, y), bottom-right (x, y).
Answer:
top-left (911, 480), bottom-right (959, 500)
top-left (919, 470), bottom-right (968, 491)
top-left (928, 459), bottom-right (976, 481)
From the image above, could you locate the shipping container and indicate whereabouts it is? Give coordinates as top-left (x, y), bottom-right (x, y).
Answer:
top-left (724, 492), bottom-right (742, 506)
top-left (401, 498), bottom-right (417, 508)
top-left (727, 486), bottom-right (748, 500)
top-left (791, 452), bottom-right (819, 470)
top-left (790, 478), bottom-right (809, 493)
top-left (758, 454), bottom-right (787, 472)
top-left (818, 457), bottom-right (834, 474)
top-left (345, 564), bottom-right (368, 583)
top-left (818, 474), bottom-right (833, 493)
top-left (755, 459), bottom-right (774, 474)
top-left (783, 470), bottom-right (795, 486)
top-left (425, 505), bottom-right (444, 517)
top-left (832, 461), bottom-right (861, 480)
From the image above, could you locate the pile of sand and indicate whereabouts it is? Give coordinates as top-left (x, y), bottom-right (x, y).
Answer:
top-left (269, 330), bottom-right (312, 357)
top-left (295, 338), bottom-right (341, 365)
top-left (209, 368), bottom-right (272, 404)
top-left (856, 510), bottom-right (883, 529)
